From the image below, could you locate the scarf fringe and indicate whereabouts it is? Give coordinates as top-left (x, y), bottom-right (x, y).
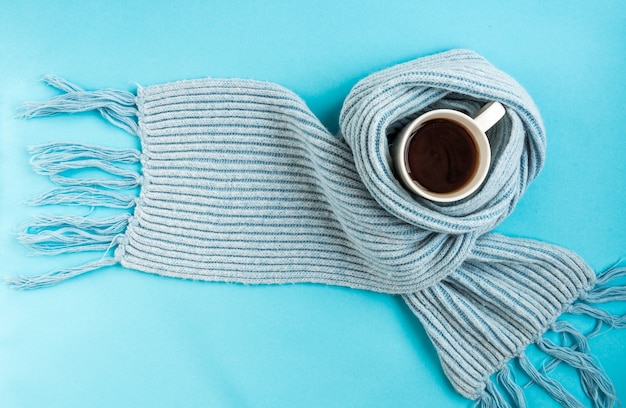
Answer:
top-left (494, 364), bottom-right (526, 408)
top-left (19, 213), bottom-right (132, 255)
top-left (477, 264), bottom-right (626, 408)
top-left (478, 381), bottom-right (511, 408)
top-left (18, 75), bottom-right (138, 135)
top-left (6, 257), bottom-right (120, 290)
top-left (569, 265), bottom-right (626, 331)
top-left (29, 143), bottom-right (142, 190)
top-left (25, 186), bottom-right (138, 208)
top-left (7, 77), bottom-right (140, 289)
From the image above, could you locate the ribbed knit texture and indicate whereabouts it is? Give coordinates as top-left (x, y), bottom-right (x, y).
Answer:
top-left (121, 49), bottom-right (545, 294)
top-left (12, 49), bottom-right (626, 406)
top-left (125, 78), bottom-right (466, 293)
top-left (405, 234), bottom-right (594, 399)
top-left (117, 49), bottom-right (593, 398)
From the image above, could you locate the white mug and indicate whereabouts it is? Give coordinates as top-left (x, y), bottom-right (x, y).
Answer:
top-left (391, 101), bottom-right (505, 202)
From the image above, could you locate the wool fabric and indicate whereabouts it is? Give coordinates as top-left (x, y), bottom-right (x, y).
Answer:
top-left (10, 49), bottom-right (626, 407)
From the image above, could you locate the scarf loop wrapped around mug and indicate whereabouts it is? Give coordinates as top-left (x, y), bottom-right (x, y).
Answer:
top-left (10, 49), bottom-right (626, 407)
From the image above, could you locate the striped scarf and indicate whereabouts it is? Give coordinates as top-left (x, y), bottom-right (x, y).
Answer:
top-left (10, 49), bottom-right (626, 407)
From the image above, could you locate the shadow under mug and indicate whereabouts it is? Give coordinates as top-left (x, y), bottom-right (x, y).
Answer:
top-left (390, 101), bottom-right (506, 203)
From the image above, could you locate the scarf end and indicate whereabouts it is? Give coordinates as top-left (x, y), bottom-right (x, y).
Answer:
top-left (476, 263), bottom-right (626, 408)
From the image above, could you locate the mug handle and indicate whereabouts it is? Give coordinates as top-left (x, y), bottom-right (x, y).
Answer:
top-left (473, 101), bottom-right (506, 133)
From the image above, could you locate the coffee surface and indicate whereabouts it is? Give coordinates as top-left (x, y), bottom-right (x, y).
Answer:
top-left (405, 119), bottom-right (477, 194)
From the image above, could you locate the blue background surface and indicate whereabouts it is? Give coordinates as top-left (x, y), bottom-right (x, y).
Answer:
top-left (1, 1), bottom-right (625, 407)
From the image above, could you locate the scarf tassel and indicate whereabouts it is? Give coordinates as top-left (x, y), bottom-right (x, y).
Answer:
top-left (477, 264), bottom-right (626, 408)
top-left (18, 74), bottom-right (138, 135)
top-left (18, 213), bottom-right (132, 256)
top-left (28, 142), bottom-right (143, 190)
top-left (7, 211), bottom-right (134, 289)
top-left (6, 257), bottom-right (120, 290)
top-left (494, 364), bottom-right (526, 408)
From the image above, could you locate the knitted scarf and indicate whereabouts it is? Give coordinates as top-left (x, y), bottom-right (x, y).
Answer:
top-left (9, 49), bottom-right (626, 407)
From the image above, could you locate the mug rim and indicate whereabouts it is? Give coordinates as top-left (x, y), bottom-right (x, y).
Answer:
top-left (393, 109), bottom-right (491, 203)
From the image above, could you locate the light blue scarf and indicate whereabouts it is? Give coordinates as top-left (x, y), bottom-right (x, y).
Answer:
top-left (10, 49), bottom-right (626, 407)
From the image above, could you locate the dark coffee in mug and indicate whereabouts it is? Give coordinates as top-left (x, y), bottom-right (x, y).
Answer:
top-left (392, 101), bottom-right (502, 202)
top-left (404, 119), bottom-right (478, 194)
